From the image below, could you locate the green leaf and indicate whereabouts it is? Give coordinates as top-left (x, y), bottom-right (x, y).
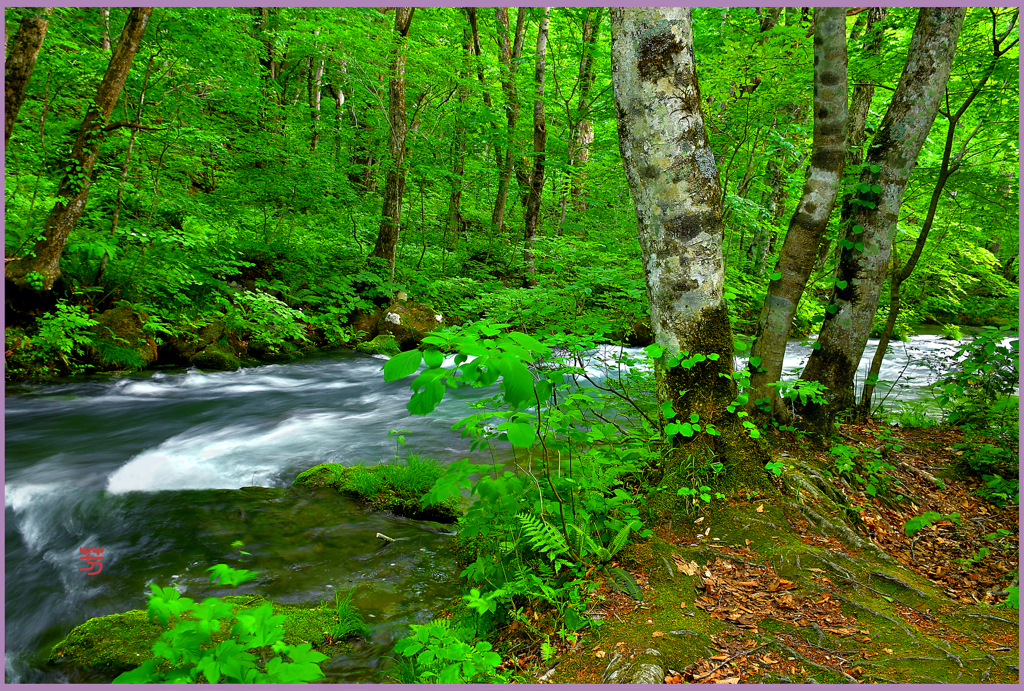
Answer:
top-left (660, 400), bottom-right (677, 419)
top-left (835, 280), bottom-right (848, 290)
top-left (503, 421), bottom-right (536, 448)
top-left (383, 349), bottom-right (422, 381)
top-left (707, 353), bottom-right (720, 361)
top-left (749, 356), bottom-right (762, 367)
top-left (422, 348), bottom-right (444, 369)
top-left (535, 378), bottom-right (553, 403)
top-left (497, 358), bottom-right (534, 408)
top-left (645, 343), bottom-right (664, 359)
top-left (854, 242), bottom-right (864, 252)
top-left (869, 164), bottom-right (881, 173)
top-left (769, 271), bottom-right (782, 281)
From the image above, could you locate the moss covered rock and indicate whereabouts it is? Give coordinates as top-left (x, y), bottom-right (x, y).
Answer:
top-left (376, 300), bottom-right (443, 350)
top-left (166, 320), bottom-right (226, 362)
top-left (293, 461), bottom-right (461, 523)
top-left (192, 344), bottom-right (241, 370)
top-left (48, 595), bottom-right (339, 676)
top-left (354, 334), bottom-right (401, 356)
top-left (85, 304), bottom-right (157, 370)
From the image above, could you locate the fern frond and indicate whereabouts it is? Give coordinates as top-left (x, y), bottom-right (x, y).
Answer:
top-left (517, 513), bottom-right (569, 560)
top-left (608, 520), bottom-right (637, 557)
top-left (606, 566), bottom-right (643, 601)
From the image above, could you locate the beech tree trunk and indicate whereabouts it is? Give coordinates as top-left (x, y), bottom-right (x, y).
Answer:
top-left (446, 23), bottom-right (471, 246)
top-left (858, 8), bottom-right (1017, 419)
top-left (307, 29), bottom-right (324, 153)
top-left (561, 7), bottom-right (603, 226)
top-left (816, 8), bottom-right (887, 270)
top-left (466, 7), bottom-right (503, 174)
top-left (746, 7), bottom-right (849, 420)
top-left (797, 7), bottom-right (966, 427)
top-left (491, 7), bottom-right (526, 237)
top-left (522, 7), bottom-right (549, 287)
top-left (611, 7), bottom-right (771, 499)
top-left (5, 7), bottom-right (51, 146)
top-left (6, 7), bottom-right (153, 292)
top-left (368, 7), bottom-right (414, 280)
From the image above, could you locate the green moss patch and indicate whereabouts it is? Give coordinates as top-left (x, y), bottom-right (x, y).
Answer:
top-left (355, 334), bottom-right (401, 356)
top-left (49, 595), bottom-right (342, 676)
top-left (293, 458), bottom-right (461, 523)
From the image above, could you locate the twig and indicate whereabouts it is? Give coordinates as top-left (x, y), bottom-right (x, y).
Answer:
top-left (692, 639), bottom-right (779, 680)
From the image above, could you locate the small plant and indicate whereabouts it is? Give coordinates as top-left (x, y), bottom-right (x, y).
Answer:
top-left (904, 511), bottom-right (961, 538)
top-left (31, 300), bottom-right (98, 370)
top-left (941, 323), bottom-right (963, 341)
top-left (393, 619), bottom-right (501, 683)
top-left (764, 460), bottom-right (788, 477)
top-left (25, 270), bottom-right (46, 290)
top-left (114, 564), bottom-right (329, 683)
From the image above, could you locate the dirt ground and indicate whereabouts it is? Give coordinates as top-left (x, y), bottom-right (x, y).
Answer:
top-left (494, 421), bottom-right (1019, 684)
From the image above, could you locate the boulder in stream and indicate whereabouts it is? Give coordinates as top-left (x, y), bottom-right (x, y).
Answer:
top-left (84, 304), bottom-right (158, 370)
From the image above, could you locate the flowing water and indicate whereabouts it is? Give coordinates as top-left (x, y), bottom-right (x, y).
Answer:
top-left (2, 334), bottom-right (993, 682)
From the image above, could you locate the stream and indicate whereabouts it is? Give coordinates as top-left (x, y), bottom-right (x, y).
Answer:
top-left (3, 333), bottom-right (989, 682)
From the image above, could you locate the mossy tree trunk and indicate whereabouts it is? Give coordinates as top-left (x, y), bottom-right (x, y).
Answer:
top-left (492, 7), bottom-right (526, 238)
top-left (797, 8), bottom-right (966, 428)
top-left (522, 7), bottom-right (549, 288)
top-left (6, 7), bottom-right (152, 292)
top-left (747, 7), bottom-right (849, 421)
top-left (5, 7), bottom-right (51, 146)
top-left (610, 7), bottom-right (771, 500)
top-left (368, 7), bottom-right (414, 280)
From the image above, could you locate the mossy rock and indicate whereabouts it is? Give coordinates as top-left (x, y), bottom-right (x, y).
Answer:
top-left (48, 595), bottom-right (339, 676)
top-left (85, 304), bottom-right (157, 370)
top-left (167, 320), bottom-right (226, 361)
top-left (376, 300), bottom-right (443, 350)
top-left (293, 461), bottom-right (461, 523)
top-left (354, 334), bottom-right (401, 356)
top-left (192, 344), bottom-right (241, 370)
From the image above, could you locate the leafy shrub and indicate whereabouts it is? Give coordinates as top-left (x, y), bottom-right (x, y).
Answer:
top-left (31, 301), bottom-right (98, 369)
top-left (114, 564), bottom-right (328, 684)
top-left (934, 327), bottom-right (1019, 427)
top-left (393, 620), bottom-right (501, 683)
top-left (904, 511), bottom-right (961, 537)
top-left (221, 291), bottom-right (308, 354)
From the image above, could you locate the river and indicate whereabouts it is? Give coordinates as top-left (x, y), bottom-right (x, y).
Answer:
top-left (2, 333), bottom-right (990, 682)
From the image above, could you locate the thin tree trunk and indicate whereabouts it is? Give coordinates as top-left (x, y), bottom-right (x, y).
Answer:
top-left (6, 7), bottom-right (153, 291)
top-left (446, 23), bottom-right (471, 246)
top-left (522, 7), bottom-right (549, 287)
top-left (746, 7), bottom-right (849, 420)
top-left (466, 7), bottom-right (502, 172)
top-left (492, 7), bottom-right (526, 237)
top-left (816, 8), bottom-right (887, 269)
top-left (308, 29), bottom-right (324, 153)
top-left (5, 7), bottom-right (51, 146)
top-left (568, 7), bottom-right (602, 213)
top-left (100, 7), bottom-right (111, 50)
top-left (858, 8), bottom-right (1017, 419)
top-left (611, 7), bottom-right (771, 494)
top-left (368, 7), bottom-right (414, 280)
top-left (798, 8), bottom-right (966, 427)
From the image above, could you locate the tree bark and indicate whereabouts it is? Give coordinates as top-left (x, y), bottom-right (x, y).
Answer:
top-left (798, 8), bottom-right (966, 427)
top-left (6, 7), bottom-right (153, 292)
top-left (522, 7), bottom-right (549, 287)
top-left (816, 8), bottom-right (887, 269)
top-left (466, 7), bottom-right (503, 174)
top-left (5, 7), bottom-right (51, 146)
top-left (857, 8), bottom-right (1017, 419)
top-left (491, 7), bottom-right (526, 238)
top-left (611, 7), bottom-right (771, 498)
top-left (307, 29), bottom-right (324, 153)
top-left (446, 22), bottom-right (471, 247)
top-left (568, 8), bottom-right (602, 213)
top-left (746, 7), bottom-right (849, 420)
top-left (368, 7), bottom-right (414, 280)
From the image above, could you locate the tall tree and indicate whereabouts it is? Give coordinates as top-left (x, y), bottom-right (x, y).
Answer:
top-left (797, 7), bottom-right (967, 426)
top-left (858, 7), bottom-right (1019, 419)
top-left (492, 7), bottom-right (526, 237)
top-left (5, 7), bottom-right (52, 146)
top-left (556, 6), bottom-right (604, 234)
top-left (445, 19), bottom-right (472, 247)
top-left (368, 7), bottom-right (415, 280)
top-left (746, 7), bottom-right (849, 420)
top-left (6, 7), bottom-right (153, 292)
top-left (522, 7), bottom-right (549, 287)
top-left (611, 7), bottom-right (770, 497)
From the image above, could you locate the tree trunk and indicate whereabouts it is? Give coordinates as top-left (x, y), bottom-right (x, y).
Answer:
top-left (6, 7), bottom-right (153, 292)
top-left (368, 7), bottom-right (414, 280)
top-left (568, 7), bottom-right (602, 213)
top-left (5, 7), bottom-right (51, 146)
top-left (746, 7), bottom-right (849, 420)
top-left (446, 23), bottom-right (471, 247)
top-left (466, 7), bottom-right (503, 173)
top-left (816, 8), bottom-right (887, 269)
top-left (491, 7), bottom-right (526, 238)
top-left (307, 29), bottom-right (324, 153)
top-left (798, 8), bottom-right (966, 427)
top-left (522, 7), bottom-right (549, 287)
top-left (858, 8), bottom-right (1017, 419)
top-left (610, 7), bottom-right (771, 500)
top-left (100, 7), bottom-right (111, 50)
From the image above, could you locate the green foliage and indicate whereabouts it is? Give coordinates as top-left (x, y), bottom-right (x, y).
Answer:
top-left (114, 564), bottom-right (329, 684)
top-left (221, 290), bottom-right (308, 354)
top-left (329, 591), bottom-right (369, 641)
top-left (933, 327), bottom-right (1019, 427)
top-left (29, 300), bottom-right (98, 368)
top-left (904, 511), bottom-right (961, 538)
top-left (393, 619), bottom-right (501, 684)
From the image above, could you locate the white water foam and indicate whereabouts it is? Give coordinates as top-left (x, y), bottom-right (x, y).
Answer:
top-left (105, 411), bottom-right (362, 493)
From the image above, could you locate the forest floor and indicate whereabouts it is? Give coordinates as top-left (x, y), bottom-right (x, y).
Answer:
top-left (501, 421), bottom-right (1019, 684)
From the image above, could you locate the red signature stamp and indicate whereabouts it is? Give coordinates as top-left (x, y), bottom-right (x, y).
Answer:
top-left (79, 546), bottom-right (104, 575)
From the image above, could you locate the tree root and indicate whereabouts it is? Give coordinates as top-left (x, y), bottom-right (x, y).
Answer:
top-left (832, 594), bottom-right (918, 640)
